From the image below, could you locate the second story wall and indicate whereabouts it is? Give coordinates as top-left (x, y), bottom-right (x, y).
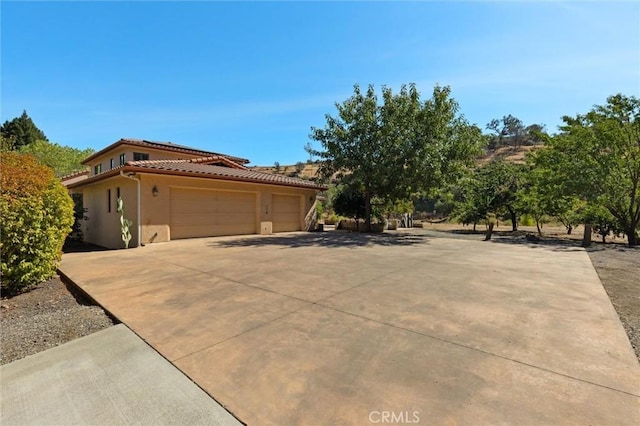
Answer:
top-left (87, 146), bottom-right (207, 177)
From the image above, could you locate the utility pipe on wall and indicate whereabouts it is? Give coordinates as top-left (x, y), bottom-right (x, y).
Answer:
top-left (120, 171), bottom-right (141, 247)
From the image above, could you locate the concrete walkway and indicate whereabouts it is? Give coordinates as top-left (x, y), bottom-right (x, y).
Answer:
top-left (57, 230), bottom-right (639, 425)
top-left (1, 324), bottom-right (241, 425)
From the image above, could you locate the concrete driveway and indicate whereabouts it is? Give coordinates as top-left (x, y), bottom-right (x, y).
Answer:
top-left (60, 230), bottom-right (640, 425)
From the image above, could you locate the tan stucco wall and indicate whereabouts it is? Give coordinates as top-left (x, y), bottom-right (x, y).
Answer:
top-left (87, 147), bottom-right (203, 177)
top-left (82, 176), bottom-right (139, 249)
top-left (78, 169), bottom-right (318, 249)
top-left (137, 174), bottom-right (317, 245)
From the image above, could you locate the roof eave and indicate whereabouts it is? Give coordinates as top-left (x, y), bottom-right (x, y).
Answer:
top-left (67, 165), bottom-right (327, 191)
top-left (81, 139), bottom-right (251, 165)
top-left (82, 139), bottom-right (134, 165)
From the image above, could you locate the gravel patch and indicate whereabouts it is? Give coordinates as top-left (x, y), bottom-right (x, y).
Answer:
top-left (587, 246), bottom-right (640, 362)
top-left (1, 277), bottom-right (115, 365)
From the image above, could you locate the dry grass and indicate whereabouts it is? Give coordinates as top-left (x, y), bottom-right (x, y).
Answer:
top-left (477, 145), bottom-right (541, 165)
top-left (252, 162), bottom-right (321, 180)
top-left (418, 221), bottom-right (630, 245)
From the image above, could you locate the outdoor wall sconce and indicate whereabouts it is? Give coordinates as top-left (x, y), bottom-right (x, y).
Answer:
top-left (152, 185), bottom-right (159, 197)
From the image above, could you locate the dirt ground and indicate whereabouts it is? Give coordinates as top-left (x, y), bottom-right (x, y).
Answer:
top-left (587, 246), bottom-right (640, 361)
top-left (0, 276), bottom-right (115, 365)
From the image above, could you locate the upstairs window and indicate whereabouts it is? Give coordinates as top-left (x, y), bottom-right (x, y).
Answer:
top-left (110, 158), bottom-right (114, 169)
top-left (133, 152), bottom-right (149, 161)
top-left (94, 164), bottom-right (102, 175)
top-left (119, 153), bottom-right (126, 165)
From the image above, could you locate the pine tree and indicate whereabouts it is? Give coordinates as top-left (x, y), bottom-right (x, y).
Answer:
top-left (0, 110), bottom-right (48, 150)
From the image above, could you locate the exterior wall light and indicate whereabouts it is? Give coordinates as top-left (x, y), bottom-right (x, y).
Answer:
top-left (152, 185), bottom-right (159, 197)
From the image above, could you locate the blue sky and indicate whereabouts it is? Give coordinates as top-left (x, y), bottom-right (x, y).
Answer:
top-left (2, 1), bottom-right (638, 166)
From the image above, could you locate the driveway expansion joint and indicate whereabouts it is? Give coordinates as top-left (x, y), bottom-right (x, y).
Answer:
top-left (58, 233), bottom-right (640, 425)
top-left (317, 303), bottom-right (640, 398)
top-left (170, 302), bottom-right (313, 363)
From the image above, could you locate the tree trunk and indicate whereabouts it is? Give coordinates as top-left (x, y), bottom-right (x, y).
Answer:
top-left (626, 227), bottom-right (638, 247)
top-left (364, 192), bottom-right (372, 232)
top-left (536, 220), bottom-right (542, 236)
top-left (567, 225), bottom-right (572, 235)
top-left (581, 223), bottom-right (592, 248)
top-left (508, 207), bottom-right (517, 231)
top-left (473, 222), bottom-right (477, 232)
top-left (484, 223), bottom-right (494, 241)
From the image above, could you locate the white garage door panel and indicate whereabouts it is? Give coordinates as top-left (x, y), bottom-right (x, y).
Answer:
top-left (272, 194), bottom-right (301, 233)
top-left (170, 188), bottom-right (256, 239)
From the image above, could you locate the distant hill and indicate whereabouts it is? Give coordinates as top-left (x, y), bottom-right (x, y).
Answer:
top-left (477, 145), bottom-right (541, 165)
top-left (254, 145), bottom-right (542, 180)
top-left (251, 162), bottom-right (321, 180)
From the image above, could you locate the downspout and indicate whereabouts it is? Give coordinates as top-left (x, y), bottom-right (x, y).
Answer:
top-left (120, 171), bottom-right (141, 247)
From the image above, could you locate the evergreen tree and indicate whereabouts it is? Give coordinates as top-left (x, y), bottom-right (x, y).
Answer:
top-left (1, 110), bottom-right (48, 150)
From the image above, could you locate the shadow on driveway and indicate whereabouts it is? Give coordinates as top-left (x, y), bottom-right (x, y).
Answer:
top-left (487, 236), bottom-right (586, 252)
top-left (415, 228), bottom-right (589, 252)
top-left (210, 230), bottom-right (431, 249)
top-left (63, 240), bottom-right (110, 253)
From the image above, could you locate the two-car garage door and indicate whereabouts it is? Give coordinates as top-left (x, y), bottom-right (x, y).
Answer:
top-left (170, 188), bottom-right (257, 239)
top-left (170, 188), bottom-right (303, 240)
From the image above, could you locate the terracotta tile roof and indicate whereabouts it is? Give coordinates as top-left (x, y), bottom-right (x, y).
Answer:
top-left (82, 138), bottom-right (250, 165)
top-left (127, 159), bottom-right (326, 190)
top-left (186, 155), bottom-right (248, 169)
top-left (126, 156), bottom-right (247, 170)
top-left (60, 169), bottom-right (90, 180)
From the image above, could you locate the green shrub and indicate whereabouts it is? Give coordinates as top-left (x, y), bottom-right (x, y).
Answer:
top-left (67, 193), bottom-right (84, 241)
top-left (519, 214), bottom-right (535, 227)
top-left (324, 213), bottom-right (340, 225)
top-left (1, 152), bottom-right (74, 295)
top-left (315, 200), bottom-right (324, 219)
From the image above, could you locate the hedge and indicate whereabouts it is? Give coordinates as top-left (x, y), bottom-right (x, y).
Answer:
top-left (1, 152), bottom-right (74, 295)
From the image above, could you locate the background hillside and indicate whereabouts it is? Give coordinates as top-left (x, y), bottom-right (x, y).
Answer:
top-left (253, 145), bottom-right (542, 180)
top-left (252, 162), bottom-right (321, 180)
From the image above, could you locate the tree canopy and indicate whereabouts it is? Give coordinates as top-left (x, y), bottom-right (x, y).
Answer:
top-left (310, 83), bottom-right (484, 229)
top-left (1, 110), bottom-right (48, 150)
top-left (486, 115), bottom-right (546, 150)
top-left (531, 94), bottom-right (640, 246)
top-left (453, 160), bottom-right (526, 231)
top-left (19, 140), bottom-right (94, 177)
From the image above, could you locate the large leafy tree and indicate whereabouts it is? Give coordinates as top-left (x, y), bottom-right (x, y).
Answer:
top-left (333, 185), bottom-right (366, 221)
top-left (521, 152), bottom-right (583, 235)
top-left (310, 83), bottom-right (484, 230)
top-left (533, 94), bottom-right (640, 246)
top-left (452, 171), bottom-right (492, 229)
top-left (19, 140), bottom-right (94, 177)
top-left (454, 160), bottom-right (526, 231)
top-left (487, 115), bottom-right (525, 149)
top-left (1, 110), bottom-right (48, 150)
top-left (486, 115), bottom-right (546, 150)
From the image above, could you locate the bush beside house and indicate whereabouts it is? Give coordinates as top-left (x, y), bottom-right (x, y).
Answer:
top-left (1, 152), bottom-right (74, 295)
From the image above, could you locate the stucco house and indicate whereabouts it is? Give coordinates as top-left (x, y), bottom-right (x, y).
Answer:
top-left (66, 138), bottom-right (325, 249)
